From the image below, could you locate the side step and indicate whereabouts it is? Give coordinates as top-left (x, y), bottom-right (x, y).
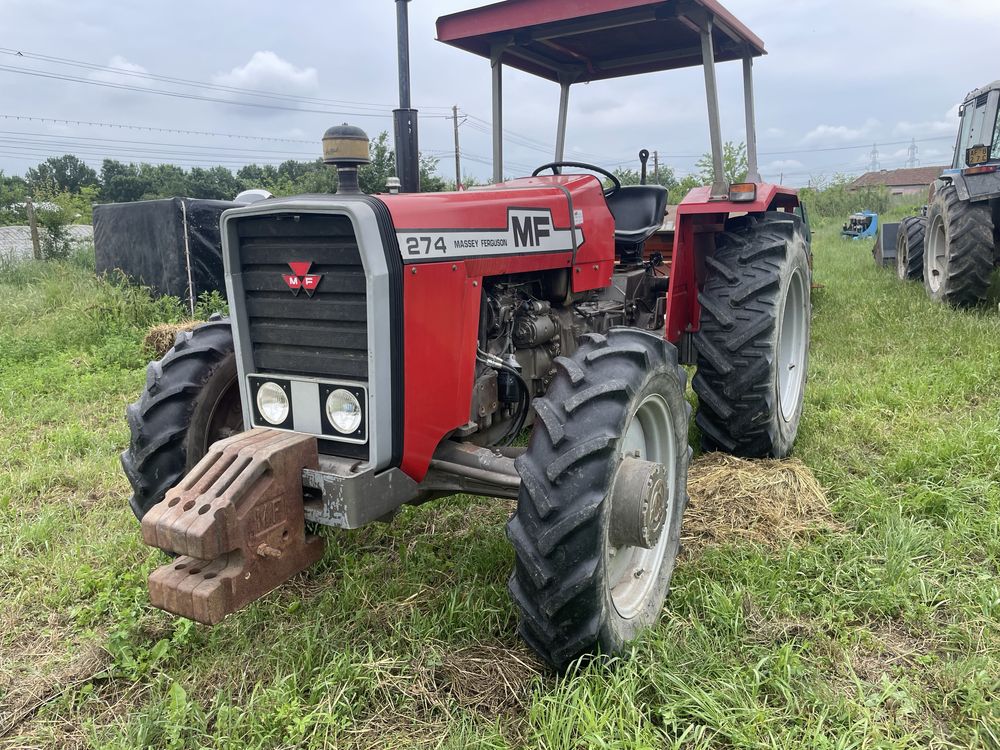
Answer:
top-left (141, 428), bottom-right (325, 624)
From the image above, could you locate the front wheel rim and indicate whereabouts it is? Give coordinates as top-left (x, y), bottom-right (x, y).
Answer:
top-left (606, 393), bottom-right (677, 620)
top-left (777, 266), bottom-right (808, 422)
top-left (927, 215), bottom-right (946, 293)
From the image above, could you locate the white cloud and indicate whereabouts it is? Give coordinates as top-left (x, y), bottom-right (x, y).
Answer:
top-left (764, 127), bottom-right (786, 138)
top-left (892, 104), bottom-right (960, 137)
top-left (212, 51), bottom-right (318, 96)
top-left (88, 55), bottom-right (148, 85)
top-left (763, 158), bottom-right (803, 172)
top-left (802, 118), bottom-right (879, 144)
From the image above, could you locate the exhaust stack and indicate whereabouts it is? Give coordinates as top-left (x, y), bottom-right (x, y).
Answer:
top-left (394, 0), bottom-right (420, 193)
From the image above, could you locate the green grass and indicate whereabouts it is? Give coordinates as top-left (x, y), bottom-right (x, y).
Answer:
top-left (1, 229), bottom-right (999, 749)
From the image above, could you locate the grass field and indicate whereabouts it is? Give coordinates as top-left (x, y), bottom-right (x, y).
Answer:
top-left (1, 221), bottom-right (999, 749)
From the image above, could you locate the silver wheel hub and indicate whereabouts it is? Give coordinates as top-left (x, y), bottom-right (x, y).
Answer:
top-left (609, 457), bottom-right (667, 549)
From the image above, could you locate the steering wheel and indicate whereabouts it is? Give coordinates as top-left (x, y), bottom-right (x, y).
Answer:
top-left (532, 161), bottom-right (621, 197)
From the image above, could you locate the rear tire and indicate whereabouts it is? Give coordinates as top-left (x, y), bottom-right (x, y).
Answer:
top-left (896, 216), bottom-right (926, 281)
top-left (507, 329), bottom-right (690, 670)
top-left (693, 212), bottom-right (811, 458)
top-left (121, 319), bottom-right (243, 521)
top-left (924, 185), bottom-right (994, 306)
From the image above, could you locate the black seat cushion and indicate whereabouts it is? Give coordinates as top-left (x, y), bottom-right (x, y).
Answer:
top-left (605, 185), bottom-right (669, 246)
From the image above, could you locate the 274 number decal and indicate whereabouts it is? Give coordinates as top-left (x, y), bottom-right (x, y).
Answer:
top-left (405, 235), bottom-right (447, 255)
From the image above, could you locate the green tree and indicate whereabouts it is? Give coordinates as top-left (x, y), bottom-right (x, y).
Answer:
top-left (610, 165), bottom-right (676, 189)
top-left (0, 171), bottom-right (28, 224)
top-left (26, 155), bottom-right (98, 194)
top-left (695, 141), bottom-right (748, 184)
top-left (185, 166), bottom-right (241, 200)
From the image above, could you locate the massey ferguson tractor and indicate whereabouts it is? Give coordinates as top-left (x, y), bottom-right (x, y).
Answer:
top-left (122, 0), bottom-right (811, 670)
top-left (896, 80), bottom-right (1000, 306)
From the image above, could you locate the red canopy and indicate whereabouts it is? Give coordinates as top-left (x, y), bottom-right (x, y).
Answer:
top-left (436, 0), bottom-right (766, 84)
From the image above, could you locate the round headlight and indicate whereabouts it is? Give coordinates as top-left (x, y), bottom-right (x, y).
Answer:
top-left (256, 381), bottom-right (289, 425)
top-left (326, 389), bottom-right (362, 434)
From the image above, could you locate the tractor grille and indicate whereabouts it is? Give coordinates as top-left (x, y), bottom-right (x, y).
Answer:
top-left (235, 213), bottom-right (368, 381)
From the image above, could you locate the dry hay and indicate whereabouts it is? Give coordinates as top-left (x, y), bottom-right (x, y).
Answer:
top-left (681, 452), bottom-right (841, 558)
top-left (142, 321), bottom-right (201, 358)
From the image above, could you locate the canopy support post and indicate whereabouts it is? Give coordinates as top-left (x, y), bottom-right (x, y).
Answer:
top-left (555, 76), bottom-right (572, 162)
top-left (491, 44), bottom-right (504, 183)
top-left (698, 16), bottom-right (728, 200)
top-left (743, 54), bottom-right (761, 183)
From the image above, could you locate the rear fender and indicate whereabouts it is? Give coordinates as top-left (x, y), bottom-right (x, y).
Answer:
top-left (664, 183), bottom-right (800, 343)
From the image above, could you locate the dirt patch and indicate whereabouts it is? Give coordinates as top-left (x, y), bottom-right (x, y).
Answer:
top-left (434, 644), bottom-right (543, 714)
top-left (142, 321), bottom-right (201, 358)
top-left (0, 641), bottom-right (108, 740)
top-left (341, 642), bottom-right (544, 749)
top-left (850, 622), bottom-right (935, 685)
top-left (681, 453), bottom-right (842, 558)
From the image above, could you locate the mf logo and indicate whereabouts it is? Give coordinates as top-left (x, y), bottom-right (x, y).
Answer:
top-left (511, 212), bottom-right (551, 247)
top-left (282, 261), bottom-right (322, 297)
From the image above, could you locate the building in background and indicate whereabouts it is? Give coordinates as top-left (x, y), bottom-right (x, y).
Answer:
top-left (849, 166), bottom-right (947, 197)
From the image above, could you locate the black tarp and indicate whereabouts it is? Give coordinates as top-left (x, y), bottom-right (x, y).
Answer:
top-left (93, 197), bottom-right (239, 312)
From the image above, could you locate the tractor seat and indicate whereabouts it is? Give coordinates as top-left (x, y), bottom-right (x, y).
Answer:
top-left (605, 185), bottom-right (669, 246)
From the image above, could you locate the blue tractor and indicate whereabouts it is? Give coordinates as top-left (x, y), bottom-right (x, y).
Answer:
top-left (841, 210), bottom-right (879, 240)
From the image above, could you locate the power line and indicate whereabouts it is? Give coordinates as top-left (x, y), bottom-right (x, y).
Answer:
top-left (0, 130), bottom-right (318, 157)
top-left (0, 48), bottom-right (453, 114)
top-left (0, 113), bottom-right (317, 144)
top-left (0, 63), bottom-right (399, 119)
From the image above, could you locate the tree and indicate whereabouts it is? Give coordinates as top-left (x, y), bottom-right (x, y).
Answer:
top-left (610, 165), bottom-right (676, 189)
top-left (26, 155), bottom-right (98, 195)
top-left (185, 166), bottom-right (241, 200)
top-left (696, 141), bottom-right (748, 185)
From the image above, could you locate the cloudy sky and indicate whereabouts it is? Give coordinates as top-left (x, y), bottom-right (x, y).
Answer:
top-left (1, 0), bottom-right (997, 187)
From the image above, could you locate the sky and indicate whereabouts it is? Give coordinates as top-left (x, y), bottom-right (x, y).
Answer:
top-left (1, 0), bottom-right (998, 188)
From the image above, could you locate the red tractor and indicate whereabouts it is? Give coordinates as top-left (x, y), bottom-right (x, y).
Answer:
top-left (123, 0), bottom-right (811, 670)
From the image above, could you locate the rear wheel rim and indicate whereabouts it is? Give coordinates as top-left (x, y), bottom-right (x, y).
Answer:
top-left (199, 378), bottom-right (242, 456)
top-left (778, 266), bottom-right (808, 422)
top-left (606, 393), bottom-right (677, 620)
top-left (927, 215), bottom-right (946, 293)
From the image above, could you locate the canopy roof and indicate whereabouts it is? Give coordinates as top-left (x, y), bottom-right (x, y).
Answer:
top-left (436, 0), bottom-right (766, 84)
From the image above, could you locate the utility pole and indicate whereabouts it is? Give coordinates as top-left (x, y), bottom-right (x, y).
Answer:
top-left (652, 150), bottom-right (659, 184)
top-left (906, 138), bottom-right (919, 168)
top-left (26, 197), bottom-right (41, 260)
top-left (452, 105), bottom-right (462, 190)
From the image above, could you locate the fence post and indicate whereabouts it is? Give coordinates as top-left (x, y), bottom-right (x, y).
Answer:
top-left (26, 197), bottom-right (42, 260)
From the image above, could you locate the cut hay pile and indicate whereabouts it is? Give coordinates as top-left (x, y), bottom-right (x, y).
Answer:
top-left (682, 453), bottom-right (841, 558)
top-left (142, 321), bottom-right (202, 358)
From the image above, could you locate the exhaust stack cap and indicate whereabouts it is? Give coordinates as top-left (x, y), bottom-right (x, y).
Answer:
top-left (386, 176), bottom-right (402, 194)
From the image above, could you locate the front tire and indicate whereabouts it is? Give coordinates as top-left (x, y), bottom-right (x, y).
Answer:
top-left (121, 319), bottom-right (243, 521)
top-left (896, 216), bottom-right (926, 281)
top-left (507, 329), bottom-right (690, 670)
top-left (924, 185), bottom-right (994, 306)
top-left (693, 212), bottom-right (811, 458)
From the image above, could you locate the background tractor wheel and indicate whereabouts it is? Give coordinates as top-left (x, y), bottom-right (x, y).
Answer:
top-left (121, 318), bottom-right (243, 521)
top-left (507, 329), bottom-right (690, 670)
top-left (896, 216), bottom-right (926, 281)
top-left (693, 212), bottom-right (811, 458)
top-left (924, 185), bottom-right (994, 306)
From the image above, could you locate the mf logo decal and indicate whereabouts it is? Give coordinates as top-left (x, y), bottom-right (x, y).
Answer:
top-left (282, 261), bottom-right (322, 297)
top-left (396, 207), bottom-right (583, 262)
